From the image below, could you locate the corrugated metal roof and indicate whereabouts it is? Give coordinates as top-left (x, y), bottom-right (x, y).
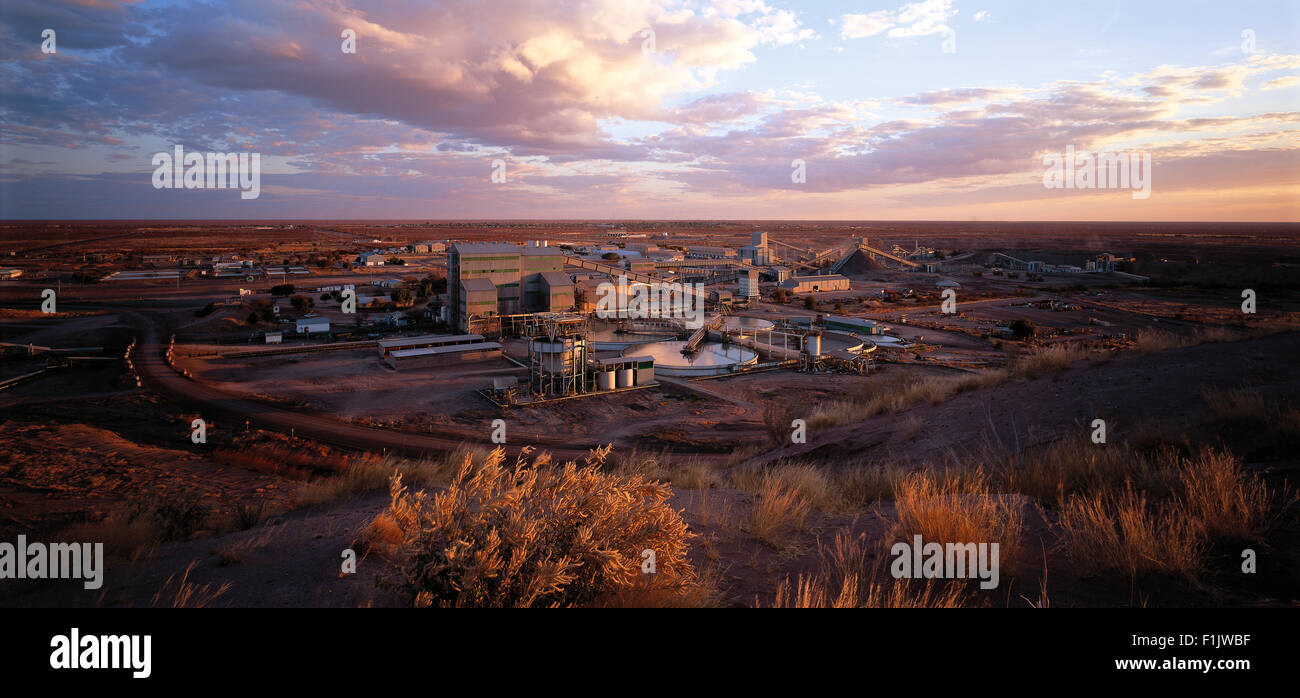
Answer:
top-left (389, 342), bottom-right (503, 359)
top-left (460, 277), bottom-right (497, 292)
top-left (378, 334), bottom-right (483, 349)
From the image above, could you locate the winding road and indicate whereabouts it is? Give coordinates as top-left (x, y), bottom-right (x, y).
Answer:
top-left (126, 311), bottom-right (728, 463)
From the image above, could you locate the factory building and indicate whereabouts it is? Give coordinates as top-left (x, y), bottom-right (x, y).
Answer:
top-left (538, 271), bottom-right (576, 312)
top-left (296, 317), bottom-right (330, 334)
top-left (739, 231), bottom-right (773, 265)
top-left (824, 314), bottom-right (888, 335)
top-left (780, 274), bottom-right (850, 293)
top-left (448, 241), bottom-right (566, 329)
top-left (384, 341), bottom-right (504, 370)
top-left (377, 333), bottom-right (487, 358)
top-left (739, 269), bottom-right (760, 300)
top-left (458, 277), bottom-right (499, 326)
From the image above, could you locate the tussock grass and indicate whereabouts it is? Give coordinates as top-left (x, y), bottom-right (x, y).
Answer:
top-left (1057, 448), bottom-right (1287, 580)
top-left (1201, 387), bottom-right (1270, 428)
top-left (1058, 487), bottom-right (1203, 580)
top-left (373, 445), bottom-right (702, 608)
top-left (831, 462), bottom-right (910, 509)
top-left (749, 474), bottom-right (813, 547)
top-left (766, 531), bottom-right (969, 608)
top-left (892, 468), bottom-right (1025, 574)
top-left (1177, 449), bottom-right (1282, 543)
top-left (998, 435), bottom-right (1182, 504)
top-left (1010, 344), bottom-right (1093, 379)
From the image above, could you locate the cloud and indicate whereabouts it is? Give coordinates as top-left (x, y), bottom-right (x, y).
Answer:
top-left (1262, 75), bottom-right (1300, 91)
top-left (841, 0), bottom-right (956, 40)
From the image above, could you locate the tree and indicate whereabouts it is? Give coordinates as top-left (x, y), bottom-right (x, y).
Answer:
top-left (270, 283), bottom-right (295, 296)
top-left (391, 287), bottom-right (414, 306)
top-left (1010, 318), bottom-right (1036, 339)
top-left (804, 294), bottom-right (816, 310)
top-left (601, 252), bottom-right (621, 261)
top-left (247, 312), bottom-right (260, 325)
top-left (290, 294), bottom-right (314, 312)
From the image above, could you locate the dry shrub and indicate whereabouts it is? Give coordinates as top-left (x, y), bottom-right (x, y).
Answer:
top-left (1057, 488), bottom-right (1202, 581)
top-left (749, 473), bottom-right (812, 546)
top-left (892, 468), bottom-right (1024, 573)
top-left (376, 446), bottom-right (698, 608)
top-left (762, 400), bottom-right (806, 447)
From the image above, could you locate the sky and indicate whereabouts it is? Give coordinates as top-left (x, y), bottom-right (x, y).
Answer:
top-left (1, 0), bottom-right (1298, 221)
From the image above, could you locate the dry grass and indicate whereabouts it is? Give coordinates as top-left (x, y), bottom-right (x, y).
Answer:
top-left (806, 370), bottom-right (1008, 430)
top-left (748, 473), bottom-right (813, 547)
top-left (609, 447), bottom-right (720, 490)
top-left (831, 462), bottom-right (910, 509)
top-left (1177, 449), bottom-right (1282, 543)
top-left (150, 560), bottom-right (231, 608)
top-left (766, 530), bottom-right (969, 608)
top-left (1057, 487), bottom-right (1203, 581)
top-left (213, 443), bottom-right (351, 480)
top-left (892, 468), bottom-right (1025, 574)
top-left (998, 435), bottom-right (1182, 504)
top-left (295, 445), bottom-right (481, 507)
top-left (1201, 387), bottom-right (1270, 428)
top-left (1011, 344), bottom-right (1093, 379)
top-left (373, 445), bottom-right (702, 608)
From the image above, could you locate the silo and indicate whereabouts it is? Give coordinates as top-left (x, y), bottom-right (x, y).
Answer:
top-left (616, 368), bottom-right (634, 388)
top-left (597, 370), bottom-right (616, 391)
top-left (804, 333), bottom-right (822, 357)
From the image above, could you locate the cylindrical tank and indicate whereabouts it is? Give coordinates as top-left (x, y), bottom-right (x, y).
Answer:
top-left (597, 370), bottom-right (615, 391)
top-left (804, 333), bottom-right (822, 357)
top-left (530, 337), bottom-right (584, 373)
top-left (616, 368), bottom-right (634, 388)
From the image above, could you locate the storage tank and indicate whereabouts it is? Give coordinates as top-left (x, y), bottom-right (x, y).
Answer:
top-left (616, 368), bottom-right (634, 388)
top-left (804, 333), bottom-right (822, 357)
top-left (597, 370), bottom-right (615, 391)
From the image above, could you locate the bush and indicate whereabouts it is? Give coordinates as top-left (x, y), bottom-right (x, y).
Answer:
top-left (374, 446), bottom-right (698, 607)
top-left (1009, 318), bottom-right (1035, 339)
top-left (193, 302), bottom-right (216, 318)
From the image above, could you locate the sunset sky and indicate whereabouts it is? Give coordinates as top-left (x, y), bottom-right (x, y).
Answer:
top-left (1, 0), bottom-right (1298, 220)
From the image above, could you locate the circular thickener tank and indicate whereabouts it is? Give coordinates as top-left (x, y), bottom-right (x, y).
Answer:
top-left (721, 315), bottom-right (775, 336)
top-left (616, 369), bottom-right (634, 388)
top-left (597, 370), bottom-right (615, 391)
top-left (623, 340), bottom-right (757, 377)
